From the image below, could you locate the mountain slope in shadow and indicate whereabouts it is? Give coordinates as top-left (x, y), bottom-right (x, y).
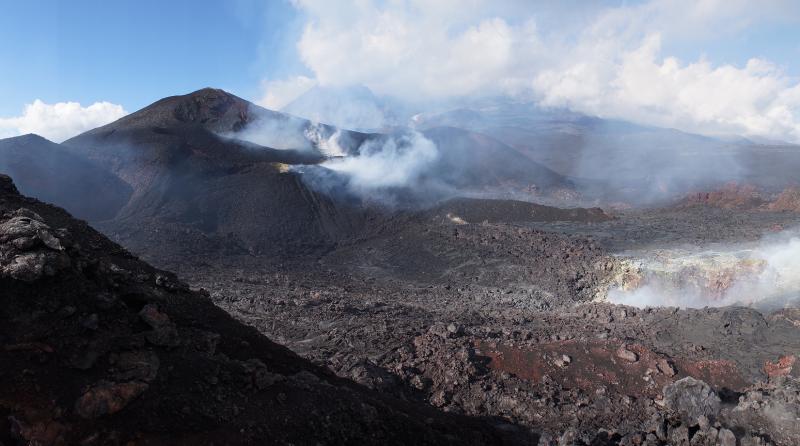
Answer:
top-left (0, 134), bottom-right (131, 221)
top-left (0, 173), bottom-right (530, 445)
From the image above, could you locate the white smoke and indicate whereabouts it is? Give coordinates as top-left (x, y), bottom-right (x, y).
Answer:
top-left (221, 104), bottom-right (347, 155)
top-left (289, 129), bottom-right (443, 207)
top-left (609, 228), bottom-right (800, 309)
top-left (280, 85), bottom-right (397, 131)
top-left (320, 130), bottom-right (438, 190)
top-left (307, 128), bottom-right (346, 157)
top-left (258, 76), bottom-right (318, 110)
top-left (227, 116), bottom-right (313, 151)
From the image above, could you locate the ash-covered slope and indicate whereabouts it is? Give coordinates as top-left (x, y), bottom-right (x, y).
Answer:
top-left (421, 127), bottom-right (572, 194)
top-left (62, 89), bottom-right (369, 259)
top-left (0, 174), bottom-right (526, 445)
top-left (413, 103), bottom-right (764, 204)
top-left (72, 87), bottom-right (373, 155)
top-left (428, 197), bottom-right (610, 224)
top-left (0, 134), bottom-right (131, 221)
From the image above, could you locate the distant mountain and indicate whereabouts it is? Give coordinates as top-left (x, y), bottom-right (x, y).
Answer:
top-left (14, 86), bottom-right (752, 262)
top-left (38, 87), bottom-right (589, 261)
top-left (421, 126), bottom-right (570, 192)
top-left (63, 88), bottom-right (370, 260)
top-left (0, 134), bottom-right (131, 220)
top-left (281, 87), bottom-right (800, 205)
top-left (413, 101), bottom-right (800, 204)
top-left (280, 86), bottom-right (575, 200)
top-left (72, 87), bottom-right (371, 156)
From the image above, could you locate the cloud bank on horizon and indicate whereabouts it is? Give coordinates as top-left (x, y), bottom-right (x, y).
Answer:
top-left (0, 100), bottom-right (127, 143)
top-left (262, 0), bottom-right (800, 142)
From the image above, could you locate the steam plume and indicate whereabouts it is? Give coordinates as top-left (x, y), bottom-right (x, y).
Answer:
top-left (293, 130), bottom-right (442, 206)
top-left (608, 228), bottom-right (800, 309)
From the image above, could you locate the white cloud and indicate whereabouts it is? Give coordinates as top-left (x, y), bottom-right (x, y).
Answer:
top-left (533, 34), bottom-right (800, 140)
top-left (293, 0), bottom-right (536, 99)
top-left (0, 100), bottom-right (127, 142)
top-left (281, 0), bottom-right (800, 141)
top-left (258, 76), bottom-right (317, 110)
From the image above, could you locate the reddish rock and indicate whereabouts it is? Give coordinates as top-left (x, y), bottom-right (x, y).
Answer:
top-left (75, 381), bottom-right (148, 419)
top-left (768, 186), bottom-right (800, 212)
top-left (764, 355), bottom-right (797, 377)
top-left (9, 415), bottom-right (68, 446)
top-left (616, 345), bottom-right (639, 363)
top-left (139, 304), bottom-right (170, 329)
top-left (656, 359), bottom-right (676, 377)
top-left (680, 183), bottom-right (765, 210)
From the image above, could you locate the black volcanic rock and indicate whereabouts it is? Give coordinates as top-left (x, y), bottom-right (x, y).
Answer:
top-left (0, 134), bottom-right (132, 221)
top-left (0, 173), bottom-right (18, 193)
top-left (62, 89), bottom-right (369, 260)
top-left (0, 174), bottom-right (527, 445)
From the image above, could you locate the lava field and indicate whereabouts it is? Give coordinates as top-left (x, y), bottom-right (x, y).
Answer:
top-left (2, 88), bottom-right (800, 445)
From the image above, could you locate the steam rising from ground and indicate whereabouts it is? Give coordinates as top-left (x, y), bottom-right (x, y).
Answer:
top-left (609, 228), bottom-right (800, 309)
top-left (231, 117), bottom-right (312, 150)
top-left (293, 130), bottom-right (441, 205)
top-left (322, 131), bottom-right (437, 189)
top-left (221, 104), bottom-right (444, 203)
top-left (227, 116), bottom-right (336, 153)
top-left (311, 129), bottom-right (346, 157)
top-left (222, 106), bottom-right (347, 156)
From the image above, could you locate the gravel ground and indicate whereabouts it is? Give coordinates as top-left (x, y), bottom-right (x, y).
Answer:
top-left (160, 205), bottom-right (800, 444)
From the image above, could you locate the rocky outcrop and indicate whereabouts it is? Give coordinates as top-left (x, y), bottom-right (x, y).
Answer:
top-left (650, 376), bottom-right (800, 446)
top-left (727, 377), bottom-right (800, 446)
top-left (0, 206), bottom-right (69, 281)
top-left (768, 186), bottom-right (800, 212)
top-left (663, 377), bottom-right (721, 425)
top-left (680, 183), bottom-right (766, 210)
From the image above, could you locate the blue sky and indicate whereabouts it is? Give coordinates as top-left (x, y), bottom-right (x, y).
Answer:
top-left (666, 21), bottom-right (800, 74)
top-left (0, 0), bottom-right (305, 115)
top-left (2, 0), bottom-right (800, 142)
